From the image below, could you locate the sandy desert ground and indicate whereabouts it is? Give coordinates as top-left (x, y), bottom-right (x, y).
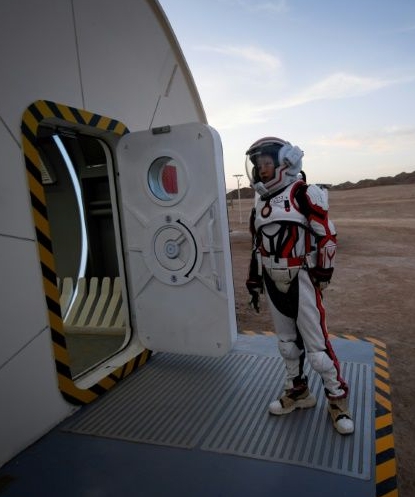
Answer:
top-left (227, 183), bottom-right (415, 497)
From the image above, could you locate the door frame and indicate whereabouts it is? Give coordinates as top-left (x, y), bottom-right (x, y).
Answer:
top-left (21, 100), bottom-right (151, 405)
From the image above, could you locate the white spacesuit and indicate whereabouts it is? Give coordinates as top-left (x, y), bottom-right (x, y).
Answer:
top-left (245, 136), bottom-right (354, 435)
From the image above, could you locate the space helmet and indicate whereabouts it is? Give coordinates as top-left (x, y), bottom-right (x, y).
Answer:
top-left (245, 136), bottom-right (304, 198)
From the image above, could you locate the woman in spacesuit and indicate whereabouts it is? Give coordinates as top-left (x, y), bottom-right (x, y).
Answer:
top-left (245, 136), bottom-right (354, 435)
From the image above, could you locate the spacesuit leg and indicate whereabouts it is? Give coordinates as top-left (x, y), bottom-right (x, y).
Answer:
top-left (267, 294), bottom-right (306, 388)
top-left (296, 269), bottom-right (354, 434)
top-left (295, 269), bottom-right (348, 398)
top-left (267, 293), bottom-right (317, 415)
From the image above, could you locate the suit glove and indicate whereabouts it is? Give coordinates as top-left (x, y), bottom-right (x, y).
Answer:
top-left (308, 266), bottom-right (333, 290)
top-left (246, 276), bottom-right (263, 312)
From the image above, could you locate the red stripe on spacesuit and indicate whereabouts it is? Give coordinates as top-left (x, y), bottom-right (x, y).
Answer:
top-left (300, 195), bottom-right (337, 265)
top-left (314, 285), bottom-right (349, 399)
top-left (301, 191), bottom-right (332, 235)
top-left (275, 164), bottom-right (289, 185)
top-left (281, 225), bottom-right (299, 257)
top-left (309, 211), bottom-right (331, 234)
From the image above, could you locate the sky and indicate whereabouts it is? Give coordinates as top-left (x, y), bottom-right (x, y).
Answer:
top-left (158, 0), bottom-right (415, 190)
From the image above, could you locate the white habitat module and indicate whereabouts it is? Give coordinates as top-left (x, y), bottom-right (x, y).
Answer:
top-left (0, 0), bottom-right (236, 467)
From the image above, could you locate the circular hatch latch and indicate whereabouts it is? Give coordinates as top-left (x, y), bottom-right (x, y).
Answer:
top-left (144, 216), bottom-right (201, 285)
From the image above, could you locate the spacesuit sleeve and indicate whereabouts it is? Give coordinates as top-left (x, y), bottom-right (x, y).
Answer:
top-left (245, 207), bottom-right (263, 312)
top-left (302, 184), bottom-right (337, 273)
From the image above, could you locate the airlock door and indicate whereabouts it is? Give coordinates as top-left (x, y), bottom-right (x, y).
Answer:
top-left (116, 123), bottom-right (237, 356)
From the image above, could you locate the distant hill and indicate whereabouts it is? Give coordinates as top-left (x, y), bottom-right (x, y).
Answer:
top-left (227, 170), bottom-right (415, 198)
top-left (227, 187), bottom-right (255, 200)
top-left (330, 170), bottom-right (415, 190)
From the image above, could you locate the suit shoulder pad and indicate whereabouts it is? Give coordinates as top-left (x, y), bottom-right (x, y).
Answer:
top-left (306, 184), bottom-right (329, 210)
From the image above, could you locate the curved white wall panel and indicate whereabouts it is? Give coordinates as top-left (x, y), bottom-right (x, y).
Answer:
top-left (0, 122), bottom-right (34, 239)
top-left (0, 236), bottom-right (49, 367)
top-left (0, 332), bottom-right (77, 466)
top-left (0, 0), bottom-right (84, 137)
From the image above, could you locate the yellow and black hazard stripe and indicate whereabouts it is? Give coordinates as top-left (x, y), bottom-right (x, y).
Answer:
top-left (239, 330), bottom-right (399, 496)
top-left (21, 99), bottom-right (152, 405)
top-left (367, 337), bottom-right (399, 497)
top-left (239, 330), bottom-right (276, 336)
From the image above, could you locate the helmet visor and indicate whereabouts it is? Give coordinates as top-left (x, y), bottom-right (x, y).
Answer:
top-left (245, 141), bottom-right (282, 185)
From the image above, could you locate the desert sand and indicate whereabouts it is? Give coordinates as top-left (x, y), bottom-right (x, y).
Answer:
top-left (228, 183), bottom-right (415, 497)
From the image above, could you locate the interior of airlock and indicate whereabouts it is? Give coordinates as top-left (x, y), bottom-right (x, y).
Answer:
top-left (37, 124), bottom-right (130, 377)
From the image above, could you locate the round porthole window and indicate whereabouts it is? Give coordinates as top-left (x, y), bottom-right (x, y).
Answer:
top-left (147, 156), bottom-right (186, 203)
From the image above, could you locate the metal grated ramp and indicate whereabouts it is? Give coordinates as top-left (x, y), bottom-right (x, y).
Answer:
top-left (63, 352), bottom-right (373, 480)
